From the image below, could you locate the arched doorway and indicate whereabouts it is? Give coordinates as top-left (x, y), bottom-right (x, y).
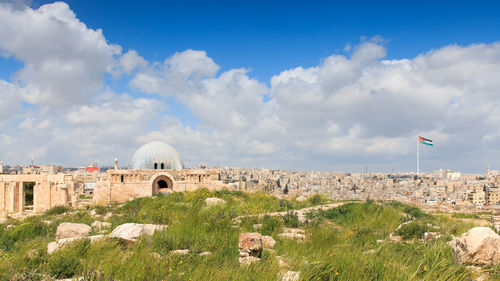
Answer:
top-left (157, 180), bottom-right (168, 189)
top-left (151, 174), bottom-right (174, 194)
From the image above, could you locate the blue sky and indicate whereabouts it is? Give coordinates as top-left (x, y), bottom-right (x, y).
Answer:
top-left (0, 0), bottom-right (500, 172)
top-left (32, 0), bottom-right (500, 82)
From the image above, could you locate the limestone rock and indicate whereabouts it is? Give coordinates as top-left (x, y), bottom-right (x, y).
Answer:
top-left (253, 224), bottom-right (263, 230)
top-left (47, 242), bottom-right (59, 254)
top-left (262, 235), bottom-right (276, 248)
top-left (451, 227), bottom-right (500, 265)
top-left (389, 233), bottom-right (403, 243)
top-left (56, 222), bottom-right (92, 240)
top-left (278, 232), bottom-right (306, 241)
top-left (239, 232), bottom-right (263, 257)
top-left (48, 235), bottom-right (106, 254)
top-left (239, 256), bottom-right (261, 265)
top-left (92, 221), bottom-right (111, 231)
top-left (199, 251), bottom-right (212, 256)
top-left (423, 231), bottom-right (441, 241)
top-left (278, 228), bottom-right (306, 241)
top-left (279, 271), bottom-right (300, 281)
top-left (282, 228), bottom-right (305, 234)
top-left (109, 223), bottom-right (167, 243)
top-left (58, 235), bottom-right (105, 246)
top-left (205, 197), bottom-right (226, 206)
top-left (6, 224), bottom-right (15, 230)
top-left (170, 249), bottom-right (190, 255)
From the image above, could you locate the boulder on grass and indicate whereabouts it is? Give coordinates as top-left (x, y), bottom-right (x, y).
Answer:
top-left (47, 235), bottom-right (106, 254)
top-left (170, 249), bottom-right (190, 255)
top-left (451, 227), bottom-right (500, 265)
top-left (238, 232), bottom-right (263, 257)
top-left (47, 242), bottom-right (59, 254)
top-left (56, 222), bottom-right (92, 240)
top-left (109, 223), bottom-right (166, 243)
top-left (278, 228), bottom-right (306, 241)
top-left (262, 235), bottom-right (276, 248)
top-left (205, 197), bottom-right (226, 206)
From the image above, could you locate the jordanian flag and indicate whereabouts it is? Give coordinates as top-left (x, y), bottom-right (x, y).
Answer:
top-left (419, 136), bottom-right (433, 146)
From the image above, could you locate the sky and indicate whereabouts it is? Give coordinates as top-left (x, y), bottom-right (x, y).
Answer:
top-left (0, 0), bottom-right (499, 173)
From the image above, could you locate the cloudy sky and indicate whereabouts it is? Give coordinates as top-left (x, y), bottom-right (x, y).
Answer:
top-left (0, 0), bottom-right (499, 173)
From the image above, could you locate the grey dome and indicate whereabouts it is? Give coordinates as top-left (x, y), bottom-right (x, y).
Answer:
top-left (130, 141), bottom-right (184, 170)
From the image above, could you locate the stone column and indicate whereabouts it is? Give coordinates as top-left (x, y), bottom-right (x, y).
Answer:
top-left (18, 182), bottom-right (24, 213)
top-left (33, 182), bottom-right (40, 212)
top-left (0, 182), bottom-right (5, 213)
top-left (9, 182), bottom-right (16, 213)
top-left (60, 183), bottom-right (68, 206)
top-left (41, 181), bottom-right (50, 212)
top-left (71, 194), bottom-right (78, 208)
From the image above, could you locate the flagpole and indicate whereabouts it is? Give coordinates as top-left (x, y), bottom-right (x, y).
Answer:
top-left (417, 137), bottom-right (420, 177)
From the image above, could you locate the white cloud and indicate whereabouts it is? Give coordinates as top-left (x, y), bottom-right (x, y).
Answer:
top-left (131, 49), bottom-right (219, 96)
top-left (1, 1), bottom-right (500, 172)
top-left (0, 1), bottom-right (121, 107)
top-left (127, 39), bottom-right (500, 171)
top-left (119, 50), bottom-right (148, 75)
top-left (0, 91), bottom-right (161, 165)
top-left (131, 50), bottom-right (286, 165)
top-left (0, 80), bottom-right (21, 122)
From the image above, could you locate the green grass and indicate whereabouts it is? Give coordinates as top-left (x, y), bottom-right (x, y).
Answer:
top-left (395, 221), bottom-right (433, 240)
top-left (452, 212), bottom-right (491, 219)
top-left (0, 191), bottom-right (489, 280)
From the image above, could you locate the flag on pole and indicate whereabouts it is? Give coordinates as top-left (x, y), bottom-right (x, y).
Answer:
top-left (418, 136), bottom-right (433, 146)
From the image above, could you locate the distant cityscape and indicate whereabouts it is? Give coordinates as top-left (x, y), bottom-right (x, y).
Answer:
top-left (1, 159), bottom-right (498, 212)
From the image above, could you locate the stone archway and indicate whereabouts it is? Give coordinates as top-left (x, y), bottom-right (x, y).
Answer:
top-left (150, 173), bottom-right (174, 194)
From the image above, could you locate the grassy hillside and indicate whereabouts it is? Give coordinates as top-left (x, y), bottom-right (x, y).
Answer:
top-left (0, 189), bottom-right (495, 280)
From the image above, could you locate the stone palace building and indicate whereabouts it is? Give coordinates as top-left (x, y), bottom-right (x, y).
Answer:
top-left (93, 141), bottom-right (224, 204)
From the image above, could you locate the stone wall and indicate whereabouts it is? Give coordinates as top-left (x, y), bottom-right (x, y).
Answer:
top-left (0, 174), bottom-right (78, 214)
top-left (93, 169), bottom-right (227, 204)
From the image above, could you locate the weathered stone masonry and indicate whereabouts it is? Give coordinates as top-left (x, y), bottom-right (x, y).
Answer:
top-left (93, 169), bottom-right (225, 204)
top-left (0, 174), bottom-right (78, 214)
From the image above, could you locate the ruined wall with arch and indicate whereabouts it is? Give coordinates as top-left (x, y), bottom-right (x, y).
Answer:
top-left (93, 169), bottom-right (226, 204)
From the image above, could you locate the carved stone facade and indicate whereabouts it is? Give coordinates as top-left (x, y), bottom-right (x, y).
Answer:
top-left (0, 174), bottom-right (78, 214)
top-left (93, 169), bottom-right (226, 204)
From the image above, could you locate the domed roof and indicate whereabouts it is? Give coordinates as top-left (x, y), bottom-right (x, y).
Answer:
top-left (130, 141), bottom-right (184, 170)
